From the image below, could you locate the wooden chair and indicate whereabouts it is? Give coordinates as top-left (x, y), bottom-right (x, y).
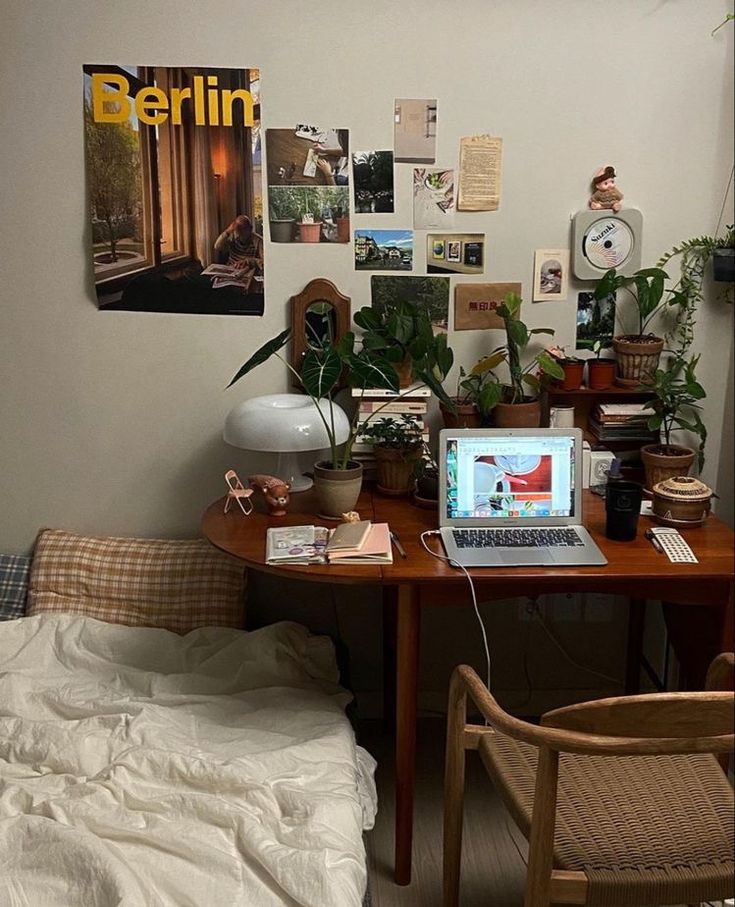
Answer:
top-left (444, 653), bottom-right (735, 907)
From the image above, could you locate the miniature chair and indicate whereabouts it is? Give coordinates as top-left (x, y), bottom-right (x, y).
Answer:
top-left (444, 653), bottom-right (735, 907)
top-left (223, 470), bottom-right (253, 515)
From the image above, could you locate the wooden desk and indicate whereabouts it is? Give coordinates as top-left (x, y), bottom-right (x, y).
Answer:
top-left (202, 490), bottom-right (734, 887)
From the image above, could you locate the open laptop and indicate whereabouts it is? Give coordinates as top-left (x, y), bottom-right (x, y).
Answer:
top-left (438, 427), bottom-right (607, 567)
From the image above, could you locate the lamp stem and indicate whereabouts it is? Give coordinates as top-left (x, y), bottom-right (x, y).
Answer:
top-left (274, 451), bottom-right (312, 492)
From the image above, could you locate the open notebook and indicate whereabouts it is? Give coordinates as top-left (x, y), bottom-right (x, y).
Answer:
top-left (438, 428), bottom-right (607, 568)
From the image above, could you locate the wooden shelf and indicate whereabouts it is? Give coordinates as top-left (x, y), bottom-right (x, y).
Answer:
top-left (542, 386), bottom-right (656, 457)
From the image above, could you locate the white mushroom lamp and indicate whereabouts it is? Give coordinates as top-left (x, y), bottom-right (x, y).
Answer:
top-left (224, 393), bottom-right (349, 492)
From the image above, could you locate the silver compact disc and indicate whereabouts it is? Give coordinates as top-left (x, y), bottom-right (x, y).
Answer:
top-left (572, 209), bottom-right (643, 279)
top-left (583, 217), bottom-right (635, 269)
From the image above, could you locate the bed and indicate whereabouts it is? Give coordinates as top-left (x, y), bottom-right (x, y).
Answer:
top-left (0, 532), bottom-right (376, 907)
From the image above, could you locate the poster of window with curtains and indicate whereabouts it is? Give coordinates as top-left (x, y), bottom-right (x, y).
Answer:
top-left (83, 65), bottom-right (264, 315)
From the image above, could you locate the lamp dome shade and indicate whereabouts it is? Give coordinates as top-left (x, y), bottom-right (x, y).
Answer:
top-left (223, 394), bottom-right (350, 492)
top-left (223, 393), bottom-right (349, 452)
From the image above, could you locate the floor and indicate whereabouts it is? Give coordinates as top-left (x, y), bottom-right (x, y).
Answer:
top-left (359, 718), bottom-right (527, 907)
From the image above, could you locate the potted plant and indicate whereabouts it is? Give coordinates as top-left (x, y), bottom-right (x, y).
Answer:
top-left (593, 267), bottom-right (686, 386)
top-left (547, 346), bottom-right (585, 391)
top-left (358, 414), bottom-right (424, 496)
top-left (492, 292), bottom-right (564, 427)
top-left (267, 188), bottom-right (297, 243)
top-left (228, 314), bottom-right (454, 517)
top-left (586, 340), bottom-right (617, 390)
top-left (658, 225), bottom-right (735, 323)
top-left (355, 298), bottom-right (453, 389)
top-left (439, 350), bottom-right (506, 429)
top-left (640, 353), bottom-right (707, 492)
top-left (413, 442), bottom-right (440, 506)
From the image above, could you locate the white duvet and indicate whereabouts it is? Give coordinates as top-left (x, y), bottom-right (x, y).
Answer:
top-left (0, 614), bottom-right (376, 907)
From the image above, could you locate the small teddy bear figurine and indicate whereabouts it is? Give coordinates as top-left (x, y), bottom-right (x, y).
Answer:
top-left (248, 474), bottom-right (291, 516)
top-left (589, 165), bottom-right (623, 212)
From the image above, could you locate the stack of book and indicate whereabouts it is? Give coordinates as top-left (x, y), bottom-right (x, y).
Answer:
top-left (588, 402), bottom-right (658, 442)
top-left (352, 382), bottom-right (431, 480)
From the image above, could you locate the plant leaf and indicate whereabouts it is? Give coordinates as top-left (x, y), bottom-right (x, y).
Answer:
top-left (346, 352), bottom-right (399, 392)
top-left (301, 347), bottom-right (342, 397)
top-left (536, 351), bottom-right (565, 379)
top-left (227, 328), bottom-right (291, 387)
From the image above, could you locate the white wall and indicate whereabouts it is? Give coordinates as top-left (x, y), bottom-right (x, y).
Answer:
top-left (1, 0), bottom-right (732, 553)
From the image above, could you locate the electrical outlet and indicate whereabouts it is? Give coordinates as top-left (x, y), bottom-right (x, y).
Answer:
top-left (518, 599), bottom-right (540, 622)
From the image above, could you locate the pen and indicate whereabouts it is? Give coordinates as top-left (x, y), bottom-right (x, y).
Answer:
top-left (390, 531), bottom-right (407, 559)
top-left (645, 529), bottom-right (663, 553)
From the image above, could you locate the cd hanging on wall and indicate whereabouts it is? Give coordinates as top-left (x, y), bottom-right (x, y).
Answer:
top-left (572, 208), bottom-right (643, 279)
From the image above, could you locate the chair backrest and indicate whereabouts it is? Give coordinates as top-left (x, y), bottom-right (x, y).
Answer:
top-left (225, 469), bottom-right (244, 492)
top-left (541, 691), bottom-right (734, 742)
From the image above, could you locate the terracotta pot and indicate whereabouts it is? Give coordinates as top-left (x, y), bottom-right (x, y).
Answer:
top-left (313, 460), bottom-right (363, 518)
top-left (269, 218), bottom-right (295, 243)
top-left (554, 360), bottom-right (584, 391)
top-left (493, 399), bottom-right (542, 428)
top-left (587, 358), bottom-right (616, 390)
top-left (395, 355), bottom-right (413, 388)
top-left (374, 446), bottom-right (422, 496)
top-left (613, 335), bottom-right (664, 387)
top-left (298, 221), bottom-right (322, 243)
top-left (440, 400), bottom-right (482, 429)
top-left (652, 475), bottom-right (712, 525)
top-left (640, 444), bottom-right (695, 493)
top-left (336, 216), bottom-right (350, 244)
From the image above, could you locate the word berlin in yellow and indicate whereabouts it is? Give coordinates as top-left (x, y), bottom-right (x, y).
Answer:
top-left (91, 73), bottom-right (254, 127)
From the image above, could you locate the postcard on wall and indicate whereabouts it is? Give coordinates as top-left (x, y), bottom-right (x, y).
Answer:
top-left (266, 125), bottom-right (350, 243)
top-left (84, 65), bottom-right (264, 315)
top-left (371, 276), bottom-right (450, 331)
top-left (576, 291), bottom-right (616, 350)
top-left (394, 98), bottom-right (437, 163)
top-left (355, 230), bottom-right (413, 271)
top-left (533, 249), bottom-right (570, 301)
top-left (454, 282), bottom-right (522, 331)
top-left (352, 150), bottom-right (394, 212)
top-left (413, 168), bottom-right (454, 229)
top-left (426, 233), bottom-right (485, 274)
top-left (456, 135), bottom-right (502, 212)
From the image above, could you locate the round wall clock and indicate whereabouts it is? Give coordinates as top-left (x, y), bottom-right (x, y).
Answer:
top-left (571, 208), bottom-right (643, 279)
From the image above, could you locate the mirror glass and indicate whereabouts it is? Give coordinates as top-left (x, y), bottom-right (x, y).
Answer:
top-left (304, 300), bottom-right (335, 349)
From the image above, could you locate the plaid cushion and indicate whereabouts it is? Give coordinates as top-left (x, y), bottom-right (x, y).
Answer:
top-left (0, 554), bottom-right (30, 620)
top-left (27, 529), bottom-right (246, 633)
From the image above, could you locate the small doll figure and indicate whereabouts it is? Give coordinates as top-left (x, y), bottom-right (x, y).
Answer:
top-left (248, 474), bottom-right (291, 516)
top-left (589, 165), bottom-right (623, 212)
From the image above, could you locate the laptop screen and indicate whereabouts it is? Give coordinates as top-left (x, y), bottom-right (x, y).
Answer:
top-left (440, 428), bottom-right (580, 525)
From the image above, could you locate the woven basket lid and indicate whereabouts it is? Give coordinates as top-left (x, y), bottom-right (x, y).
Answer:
top-left (652, 475), bottom-right (712, 502)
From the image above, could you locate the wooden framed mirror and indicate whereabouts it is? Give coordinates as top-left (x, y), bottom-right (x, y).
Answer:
top-left (290, 278), bottom-right (351, 385)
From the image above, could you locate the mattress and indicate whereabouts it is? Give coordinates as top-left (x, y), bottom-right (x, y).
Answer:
top-left (0, 614), bottom-right (376, 907)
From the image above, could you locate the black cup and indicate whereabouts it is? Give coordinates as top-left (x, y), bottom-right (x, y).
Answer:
top-left (605, 480), bottom-right (643, 541)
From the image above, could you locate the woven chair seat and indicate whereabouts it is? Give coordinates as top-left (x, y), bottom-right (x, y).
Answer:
top-left (479, 732), bottom-right (735, 907)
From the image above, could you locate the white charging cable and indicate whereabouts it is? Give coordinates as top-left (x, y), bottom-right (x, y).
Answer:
top-left (420, 530), bottom-right (492, 694)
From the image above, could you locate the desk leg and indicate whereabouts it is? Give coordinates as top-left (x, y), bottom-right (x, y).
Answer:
top-left (383, 587), bottom-right (397, 734)
top-left (625, 598), bottom-right (646, 695)
top-left (395, 584), bottom-right (420, 886)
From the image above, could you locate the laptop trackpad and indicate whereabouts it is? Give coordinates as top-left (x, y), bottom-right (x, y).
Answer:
top-left (500, 550), bottom-right (553, 565)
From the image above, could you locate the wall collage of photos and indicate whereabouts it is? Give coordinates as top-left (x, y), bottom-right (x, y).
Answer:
top-left (84, 73), bottom-right (616, 351)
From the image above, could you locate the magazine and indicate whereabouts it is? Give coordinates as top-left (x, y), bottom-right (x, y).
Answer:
top-left (265, 525), bottom-right (329, 564)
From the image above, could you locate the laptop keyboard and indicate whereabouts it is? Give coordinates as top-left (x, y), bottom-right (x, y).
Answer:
top-left (452, 528), bottom-right (584, 549)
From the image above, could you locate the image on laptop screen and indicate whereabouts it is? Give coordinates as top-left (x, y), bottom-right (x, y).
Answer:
top-left (445, 433), bottom-right (576, 520)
